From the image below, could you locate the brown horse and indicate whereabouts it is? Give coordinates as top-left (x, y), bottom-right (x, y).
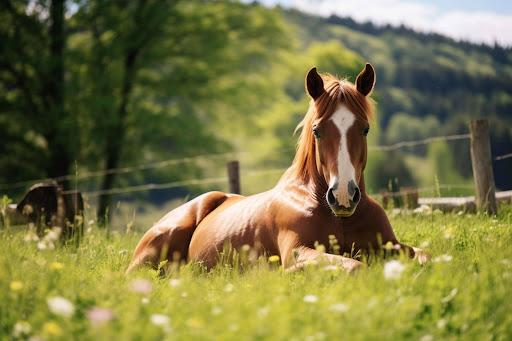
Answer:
top-left (127, 64), bottom-right (430, 274)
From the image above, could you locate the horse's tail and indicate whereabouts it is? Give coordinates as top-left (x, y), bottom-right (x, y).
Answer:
top-left (125, 191), bottom-right (234, 274)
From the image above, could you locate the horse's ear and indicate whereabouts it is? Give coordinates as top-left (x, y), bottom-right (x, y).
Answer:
top-left (356, 63), bottom-right (375, 96)
top-left (306, 67), bottom-right (325, 100)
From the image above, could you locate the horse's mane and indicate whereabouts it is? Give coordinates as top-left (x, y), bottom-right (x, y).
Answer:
top-left (281, 73), bottom-right (375, 188)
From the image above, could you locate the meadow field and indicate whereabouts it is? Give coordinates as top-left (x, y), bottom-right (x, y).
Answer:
top-left (2, 204), bottom-right (512, 340)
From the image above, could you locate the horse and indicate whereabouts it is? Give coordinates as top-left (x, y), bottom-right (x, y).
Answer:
top-left (126, 64), bottom-right (430, 274)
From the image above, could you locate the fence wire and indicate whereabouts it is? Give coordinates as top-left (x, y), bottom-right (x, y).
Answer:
top-left (2, 133), bottom-right (510, 193)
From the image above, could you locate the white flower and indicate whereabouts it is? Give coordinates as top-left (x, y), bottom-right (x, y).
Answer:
top-left (257, 306), bottom-right (270, 318)
top-left (323, 265), bottom-right (339, 271)
top-left (434, 254), bottom-right (453, 262)
top-left (211, 306), bottom-right (222, 315)
top-left (329, 303), bottom-right (349, 312)
top-left (303, 295), bottom-right (318, 303)
top-left (46, 229), bottom-right (60, 242)
top-left (150, 314), bottom-right (170, 326)
top-left (47, 296), bottom-right (75, 318)
top-left (12, 321), bottom-right (31, 337)
top-left (181, 292), bottom-right (188, 298)
top-left (420, 335), bottom-right (433, 341)
top-left (88, 220), bottom-right (95, 226)
top-left (37, 242), bottom-right (47, 250)
top-left (141, 297), bottom-right (150, 304)
top-left (169, 279), bottom-right (181, 287)
top-left (86, 307), bottom-right (116, 326)
top-left (224, 284), bottom-right (234, 292)
top-left (437, 318), bottom-right (447, 328)
top-left (420, 241), bottom-right (429, 248)
top-left (129, 279), bottom-right (153, 294)
top-left (383, 260), bottom-right (405, 280)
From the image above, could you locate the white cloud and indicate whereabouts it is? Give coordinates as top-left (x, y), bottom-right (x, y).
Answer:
top-left (265, 0), bottom-right (512, 46)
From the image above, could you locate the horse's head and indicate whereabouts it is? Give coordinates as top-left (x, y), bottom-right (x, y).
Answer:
top-left (304, 64), bottom-right (375, 217)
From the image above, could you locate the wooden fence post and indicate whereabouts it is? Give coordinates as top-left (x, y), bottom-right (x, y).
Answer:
top-left (468, 118), bottom-right (497, 215)
top-left (227, 161), bottom-right (240, 194)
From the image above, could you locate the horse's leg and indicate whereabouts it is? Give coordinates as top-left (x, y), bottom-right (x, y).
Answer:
top-left (126, 191), bottom-right (235, 274)
top-left (284, 247), bottom-right (366, 273)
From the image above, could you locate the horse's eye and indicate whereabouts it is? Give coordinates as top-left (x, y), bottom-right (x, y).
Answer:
top-left (363, 126), bottom-right (370, 136)
top-left (313, 129), bottom-right (320, 138)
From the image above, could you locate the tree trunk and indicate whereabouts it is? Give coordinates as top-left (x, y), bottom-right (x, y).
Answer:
top-left (97, 49), bottom-right (139, 223)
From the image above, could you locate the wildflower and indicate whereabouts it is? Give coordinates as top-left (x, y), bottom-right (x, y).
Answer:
top-left (211, 306), bottom-right (222, 315)
top-left (47, 296), bottom-right (75, 318)
top-left (150, 314), bottom-right (170, 326)
top-left (384, 241), bottom-right (394, 250)
top-left (169, 279), bottom-right (181, 287)
top-left (303, 295), bottom-right (318, 303)
top-left (224, 284), bottom-right (234, 292)
top-left (24, 232), bottom-right (39, 242)
top-left (268, 255), bottom-right (280, 263)
top-left (420, 335), bottom-right (433, 341)
top-left (420, 241), bottom-right (429, 248)
top-left (257, 306), bottom-right (270, 318)
top-left (181, 292), bottom-right (188, 298)
top-left (324, 265), bottom-right (339, 271)
top-left (129, 279), bottom-right (153, 294)
top-left (434, 254), bottom-right (453, 262)
top-left (383, 260), bottom-right (405, 280)
top-left (88, 220), bottom-right (94, 226)
top-left (43, 321), bottom-right (62, 336)
top-left (12, 321), bottom-right (31, 337)
top-left (46, 228), bottom-right (61, 242)
top-left (87, 307), bottom-right (116, 326)
top-left (141, 297), bottom-right (150, 304)
top-left (118, 249), bottom-right (128, 255)
top-left (37, 242), bottom-right (47, 250)
top-left (305, 259), bottom-right (318, 266)
top-left (10, 281), bottom-right (23, 291)
top-left (437, 318), bottom-right (447, 328)
top-left (50, 262), bottom-right (64, 270)
top-left (329, 303), bottom-right (349, 312)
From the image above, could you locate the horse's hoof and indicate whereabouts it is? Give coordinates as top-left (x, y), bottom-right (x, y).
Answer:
top-left (415, 250), bottom-right (431, 265)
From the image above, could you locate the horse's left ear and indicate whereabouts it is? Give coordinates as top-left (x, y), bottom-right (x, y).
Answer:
top-left (356, 63), bottom-right (375, 96)
top-left (306, 67), bottom-right (325, 100)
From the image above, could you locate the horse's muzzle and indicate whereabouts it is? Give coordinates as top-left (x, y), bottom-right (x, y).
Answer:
top-left (327, 182), bottom-right (361, 217)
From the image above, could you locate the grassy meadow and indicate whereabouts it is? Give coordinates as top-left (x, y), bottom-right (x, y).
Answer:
top-left (2, 204), bottom-right (512, 340)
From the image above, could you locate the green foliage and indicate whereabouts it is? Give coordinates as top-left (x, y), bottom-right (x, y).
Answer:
top-left (2, 206), bottom-right (512, 339)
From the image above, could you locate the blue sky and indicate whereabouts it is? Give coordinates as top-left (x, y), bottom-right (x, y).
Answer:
top-left (256, 0), bottom-right (512, 46)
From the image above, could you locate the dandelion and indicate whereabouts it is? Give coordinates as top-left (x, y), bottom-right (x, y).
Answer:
top-left (141, 297), bottom-right (150, 304)
top-left (383, 260), bottom-right (405, 280)
top-left (50, 262), bottom-right (64, 270)
top-left (43, 321), bottom-right (62, 336)
top-left (88, 220), bottom-right (95, 226)
top-left (87, 307), bottom-right (116, 326)
top-left (434, 254), bottom-right (453, 262)
top-left (47, 296), bottom-right (75, 318)
top-left (305, 259), bottom-right (318, 266)
top-left (329, 303), bottom-right (349, 312)
top-left (129, 279), bottom-right (153, 294)
top-left (24, 232), bottom-right (39, 242)
top-left (12, 321), bottom-right (31, 337)
top-left (303, 295), bottom-right (318, 303)
top-left (10, 281), bottom-right (23, 291)
top-left (37, 242), bottom-right (47, 250)
top-left (46, 228), bottom-right (61, 242)
top-left (384, 241), bottom-right (394, 250)
top-left (268, 255), bottom-right (280, 263)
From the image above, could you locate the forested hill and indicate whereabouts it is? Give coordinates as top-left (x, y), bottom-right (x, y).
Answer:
top-left (282, 8), bottom-right (512, 190)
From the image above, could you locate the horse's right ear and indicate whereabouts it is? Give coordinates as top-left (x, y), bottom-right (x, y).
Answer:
top-left (306, 67), bottom-right (325, 100)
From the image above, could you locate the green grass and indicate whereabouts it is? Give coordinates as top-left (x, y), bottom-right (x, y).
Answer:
top-left (2, 205), bottom-right (512, 340)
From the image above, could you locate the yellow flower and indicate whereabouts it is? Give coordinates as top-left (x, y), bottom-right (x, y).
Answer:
top-left (43, 321), bottom-right (62, 336)
top-left (50, 262), bottom-right (64, 270)
top-left (268, 255), bottom-right (280, 263)
top-left (10, 281), bottom-right (23, 291)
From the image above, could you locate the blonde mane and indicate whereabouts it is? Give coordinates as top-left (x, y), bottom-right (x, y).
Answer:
top-left (283, 73), bottom-right (375, 187)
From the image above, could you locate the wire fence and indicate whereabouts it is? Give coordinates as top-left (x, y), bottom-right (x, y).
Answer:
top-left (1, 132), bottom-right (511, 196)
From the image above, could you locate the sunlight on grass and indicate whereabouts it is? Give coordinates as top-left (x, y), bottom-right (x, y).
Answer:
top-left (1, 205), bottom-right (512, 340)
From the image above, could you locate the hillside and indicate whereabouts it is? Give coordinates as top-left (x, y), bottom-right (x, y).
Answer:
top-left (281, 8), bottom-right (512, 191)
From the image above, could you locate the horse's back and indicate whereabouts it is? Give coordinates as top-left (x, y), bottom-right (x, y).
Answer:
top-left (126, 191), bottom-right (242, 274)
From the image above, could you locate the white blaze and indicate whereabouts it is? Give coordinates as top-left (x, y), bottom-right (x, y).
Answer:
top-left (328, 104), bottom-right (356, 208)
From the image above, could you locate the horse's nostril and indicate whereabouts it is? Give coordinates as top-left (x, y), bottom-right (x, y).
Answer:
top-left (327, 188), bottom-right (336, 206)
top-left (353, 187), bottom-right (361, 204)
